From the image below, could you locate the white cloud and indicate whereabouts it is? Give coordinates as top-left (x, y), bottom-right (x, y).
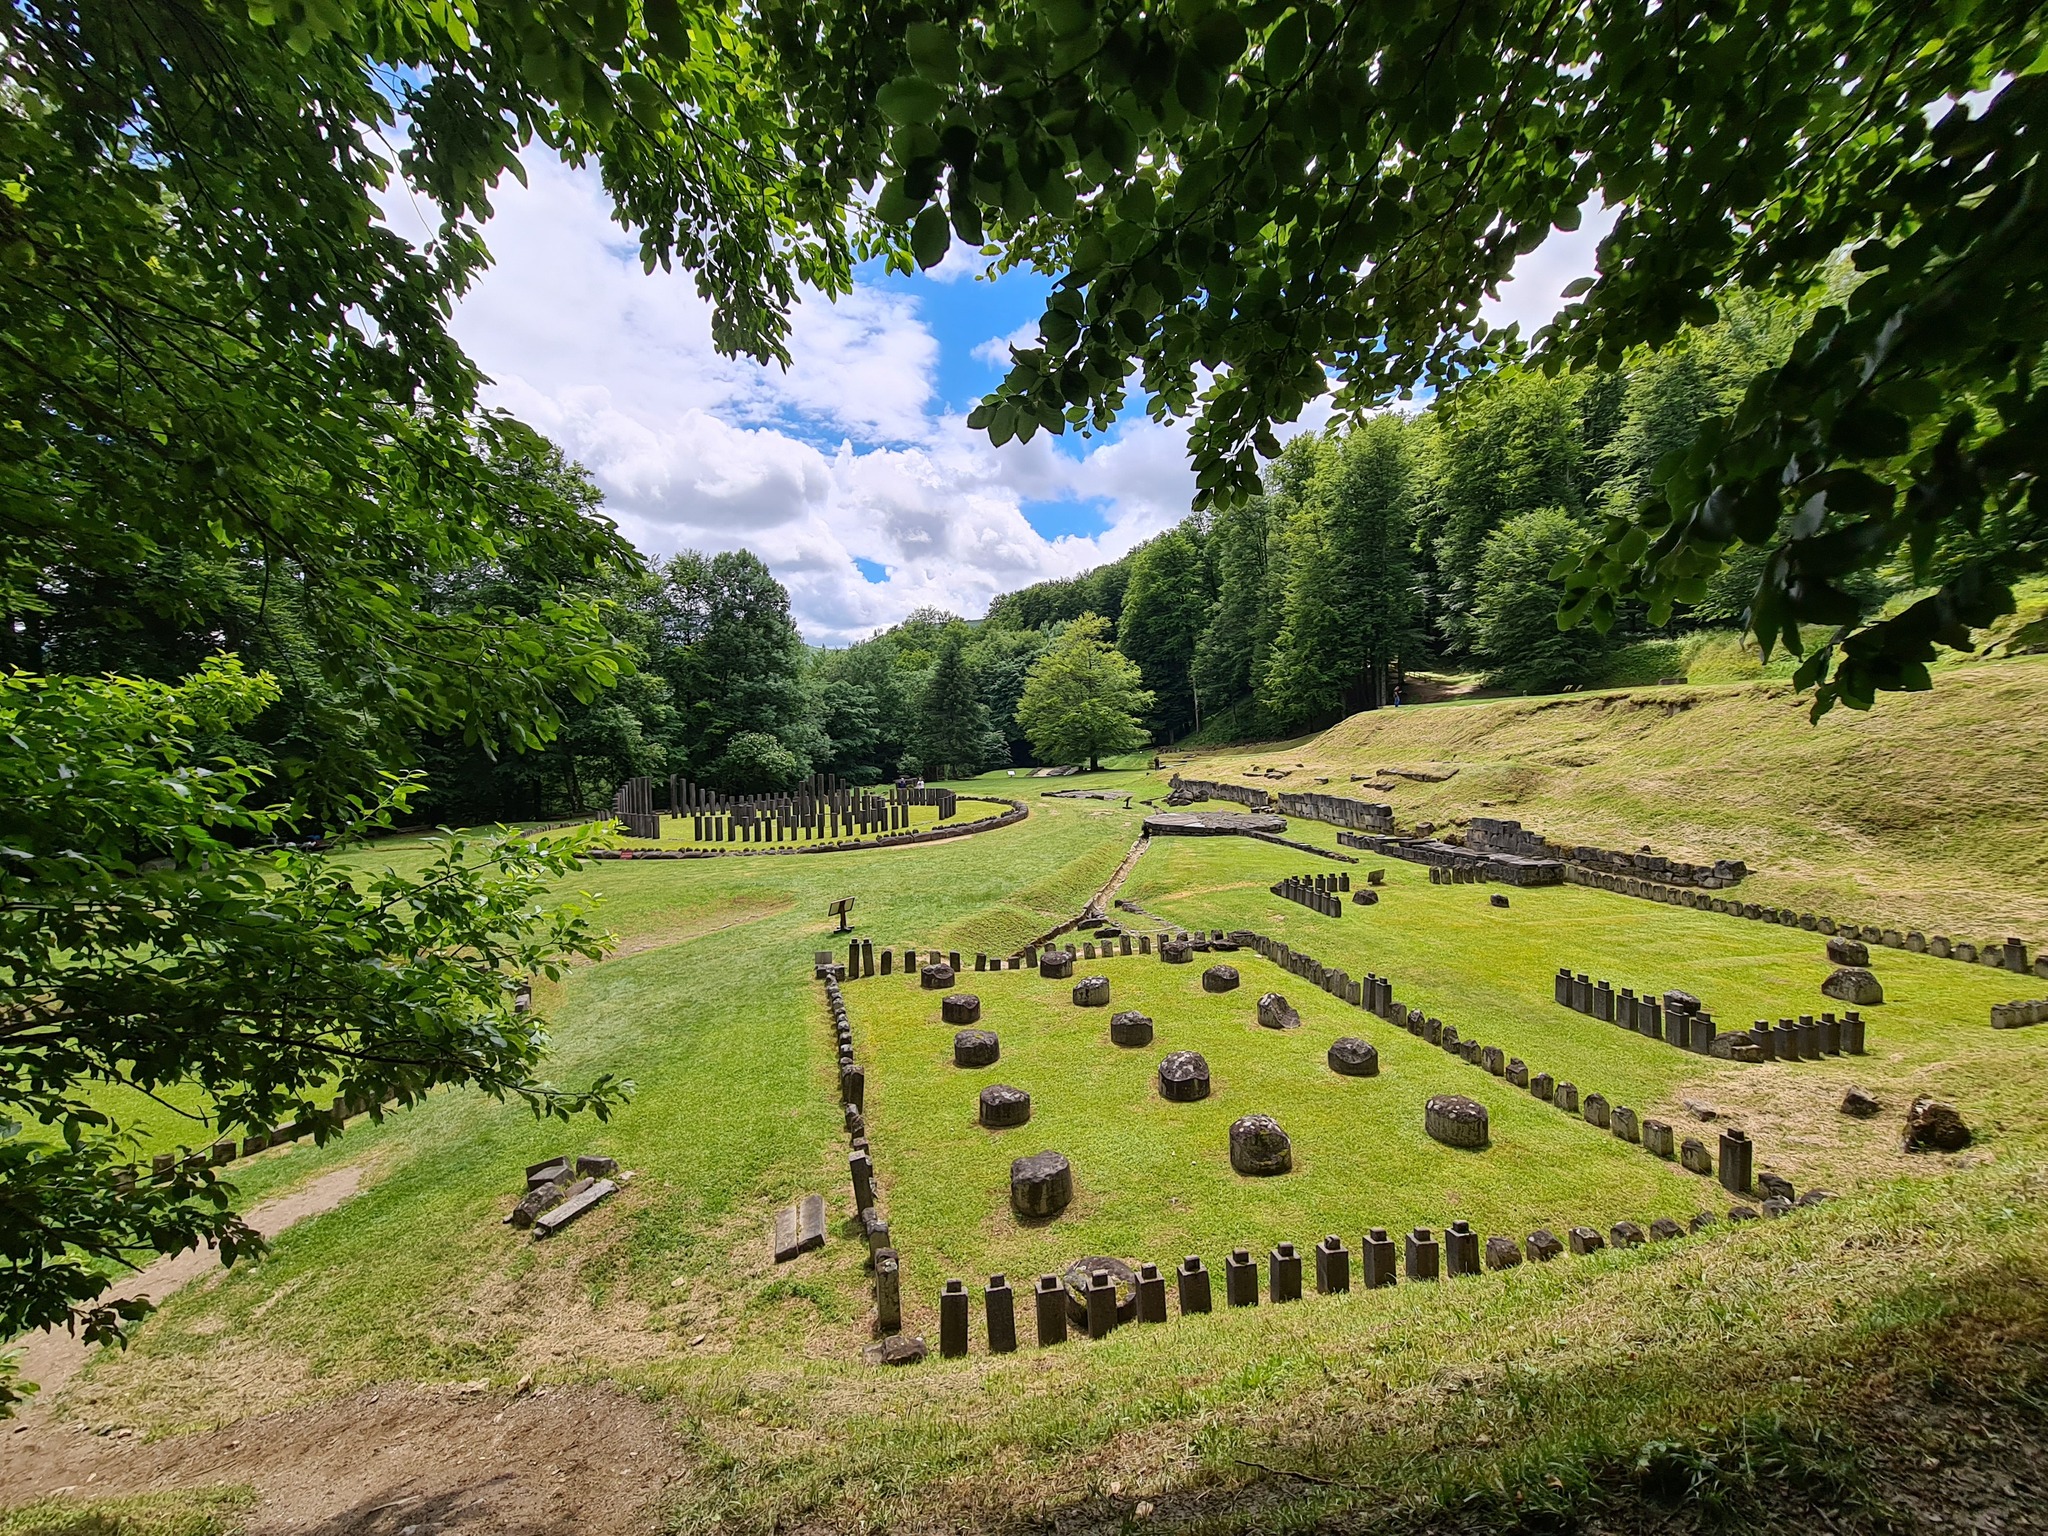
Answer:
top-left (971, 319), bottom-right (1041, 369)
top-left (1479, 198), bottom-right (1621, 338)
top-left (431, 153), bottom-right (1187, 645)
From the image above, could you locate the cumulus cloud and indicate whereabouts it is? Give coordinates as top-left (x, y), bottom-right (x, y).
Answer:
top-left (414, 155), bottom-right (1609, 645)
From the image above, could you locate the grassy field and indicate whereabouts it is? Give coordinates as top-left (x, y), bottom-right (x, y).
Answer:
top-left (11, 678), bottom-right (2048, 1535)
top-left (594, 797), bottom-right (1004, 850)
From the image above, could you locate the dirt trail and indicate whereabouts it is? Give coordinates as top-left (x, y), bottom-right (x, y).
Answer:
top-left (0, 1381), bottom-right (681, 1536)
top-left (12, 1164), bottom-right (368, 1402)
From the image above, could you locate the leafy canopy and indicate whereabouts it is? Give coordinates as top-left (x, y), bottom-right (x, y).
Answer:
top-left (1016, 614), bottom-right (1154, 769)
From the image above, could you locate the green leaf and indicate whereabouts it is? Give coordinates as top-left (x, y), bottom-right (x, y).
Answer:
top-left (912, 204), bottom-right (951, 268)
top-left (877, 76), bottom-right (947, 126)
top-left (642, 0), bottom-right (689, 59)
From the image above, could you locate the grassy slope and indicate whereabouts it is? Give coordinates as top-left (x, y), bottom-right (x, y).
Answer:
top-left (1173, 655), bottom-right (2048, 935)
top-left (18, 686), bottom-right (2048, 1535)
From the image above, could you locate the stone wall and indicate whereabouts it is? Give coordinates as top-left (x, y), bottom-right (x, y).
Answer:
top-left (1274, 790), bottom-right (1395, 833)
top-left (1466, 817), bottom-right (1745, 889)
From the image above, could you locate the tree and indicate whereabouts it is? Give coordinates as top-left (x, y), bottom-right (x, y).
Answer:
top-left (0, 663), bottom-right (622, 1405)
top-left (1261, 418), bottom-right (1420, 731)
top-left (705, 730), bottom-right (803, 793)
top-left (1116, 528), bottom-right (1212, 740)
top-left (912, 624), bottom-right (992, 779)
top-left (1015, 616), bottom-right (1154, 770)
top-left (651, 552), bottom-right (808, 778)
top-left (1472, 511), bottom-right (1614, 694)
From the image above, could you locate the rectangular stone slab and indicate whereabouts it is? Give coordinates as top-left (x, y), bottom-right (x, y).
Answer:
top-left (772, 1204), bottom-right (801, 1263)
top-left (798, 1193), bottom-right (826, 1252)
top-left (534, 1177), bottom-right (617, 1237)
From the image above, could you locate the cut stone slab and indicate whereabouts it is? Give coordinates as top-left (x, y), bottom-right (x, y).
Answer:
top-left (1159, 1050), bottom-right (1211, 1102)
top-left (1109, 1010), bottom-right (1154, 1047)
top-left (1425, 1094), bottom-right (1489, 1149)
top-left (1327, 1037), bottom-right (1379, 1077)
top-left (771, 1205), bottom-right (800, 1263)
top-left (525, 1157), bottom-right (570, 1190)
top-left (1257, 992), bottom-right (1301, 1030)
top-left (1904, 1097), bottom-right (1971, 1152)
top-left (979, 1084), bottom-right (1033, 1129)
top-left (1010, 1150), bottom-right (1073, 1217)
top-left (508, 1177), bottom-right (568, 1229)
top-left (798, 1193), bottom-right (825, 1253)
top-left (1822, 966), bottom-right (1884, 1006)
top-left (576, 1154), bottom-right (618, 1178)
top-left (533, 1177), bottom-right (616, 1237)
top-left (954, 1029), bottom-right (1000, 1068)
top-left (1229, 1114), bottom-right (1293, 1176)
top-left (1202, 964), bottom-right (1241, 993)
top-left (1142, 811), bottom-right (1287, 836)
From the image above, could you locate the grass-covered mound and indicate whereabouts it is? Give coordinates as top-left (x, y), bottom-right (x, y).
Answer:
top-left (1172, 656), bottom-right (2048, 934)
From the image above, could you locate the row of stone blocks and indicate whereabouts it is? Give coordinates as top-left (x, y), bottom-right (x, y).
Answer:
top-left (931, 1210), bottom-right (1752, 1358)
top-left (1397, 1000), bottom-right (1765, 1195)
top-left (1554, 969), bottom-right (1868, 1059)
top-left (1272, 875), bottom-right (1344, 917)
top-left (827, 974), bottom-right (911, 1338)
top-left (1992, 997), bottom-right (2048, 1030)
top-left (1564, 867), bottom-right (2047, 980)
top-left (121, 1089), bottom-right (385, 1190)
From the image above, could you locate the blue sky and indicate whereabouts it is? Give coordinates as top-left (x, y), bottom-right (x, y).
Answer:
top-left (420, 153), bottom-right (1607, 645)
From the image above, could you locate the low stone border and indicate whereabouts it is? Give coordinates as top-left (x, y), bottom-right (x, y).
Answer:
top-left (1560, 867), bottom-right (2046, 980)
top-left (587, 797), bottom-right (1026, 860)
top-left (1245, 829), bottom-right (1360, 863)
top-left (1272, 872), bottom-right (1346, 916)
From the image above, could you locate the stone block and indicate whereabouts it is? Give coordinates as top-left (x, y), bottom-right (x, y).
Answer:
top-left (1680, 1138), bottom-right (1713, 1177)
top-left (1224, 1247), bottom-right (1259, 1307)
top-left (985, 1274), bottom-right (1018, 1352)
top-left (1530, 1071), bottom-right (1555, 1102)
top-left (1314, 1235), bottom-right (1350, 1294)
top-left (1526, 1229), bottom-right (1564, 1262)
top-left (1034, 1273), bottom-right (1067, 1346)
top-left (920, 963), bottom-right (956, 991)
top-left (1404, 1227), bottom-right (1440, 1281)
top-left (1826, 935), bottom-right (1870, 966)
top-left (1230, 1114), bottom-right (1293, 1175)
top-left (1202, 964), bottom-right (1240, 993)
top-left (1158, 1050), bottom-right (1210, 1101)
top-left (1010, 1150), bottom-right (1072, 1217)
top-left (1362, 1227), bottom-right (1398, 1288)
top-left (1328, 1036), bottom-right (1379, 1076)
top-left (1482, 1045), bottom-right (1505, 1076)
top-left (954, 1029), bottom-right (1000, 1067)
top-left (1176, 1254), bottom-right (1212, 1314)
top-left (1822, 967), bottom-right (1884, 1006)
top-left (1567, 1225), bottom-right (1605, 1255)
top-left (1084, 1268), bottom-right (1119, 1338)
top-left (1257, 991), bottom-right (1302, 1030)
top-left (1611, 1105), bottom-right (1640, 1143)
top-left (1072, 974), bottom-right (1111, 1007)
top-left (1268, 1241), bottom-right (1304, 1302)
top-left (1717, 1128), bottom-right (1754, 1193)
top-left (1109, 1010), bottom-right (1154, 1048)
top-left (1582, 1092), bottom-right (1610, 1129)
top-left (798, 1193), bottom-right (826, 1253)
top-left (1506, 1058), bottom-right (1529, 1088)
top-left (942, 993), bottom-right (981, 1025)
top-left (1556, 1081), bottom-right (1579, 1114)
top-left (979, 1084), bottom-right (1032, 1128)
top-left (1425, 1094), bottom-right (1490, 1148)
top-left (939, 1278), bottom-right (970, 1358)
top-left (1444, 1219), bottom-right (1481, 1278)
top-left (1484, 1235), bottom-right (1523, 1271)
top-left (1643, 1119), bottom-right (1675, 1157)
top-left (1904, 1097), bottom-right (1971, 1152)
top-left (1609, 1220), bottom-right (1645, 1249)
top-left (1040, 950), bottom-right (1073, 979)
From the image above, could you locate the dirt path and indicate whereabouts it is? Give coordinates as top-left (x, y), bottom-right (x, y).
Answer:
top-left (0, 1380), bottom-right (682, 1535)
top-left (11, 1164), bottom-right (369, 1402)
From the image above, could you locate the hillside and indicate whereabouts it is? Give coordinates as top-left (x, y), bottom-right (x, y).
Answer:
top-left (1175, 655), bottom-right (2048, 937)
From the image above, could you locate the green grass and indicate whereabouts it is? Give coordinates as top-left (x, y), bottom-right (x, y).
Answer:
top-left (0, 1489), bottom-right (251, 1536)
top-left (856, 950), bottom-right (1708, 1308)
top-left (23, 742), bottom-right (2048, 1535)
top-left (595, 798), bottom-right (999, 851)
